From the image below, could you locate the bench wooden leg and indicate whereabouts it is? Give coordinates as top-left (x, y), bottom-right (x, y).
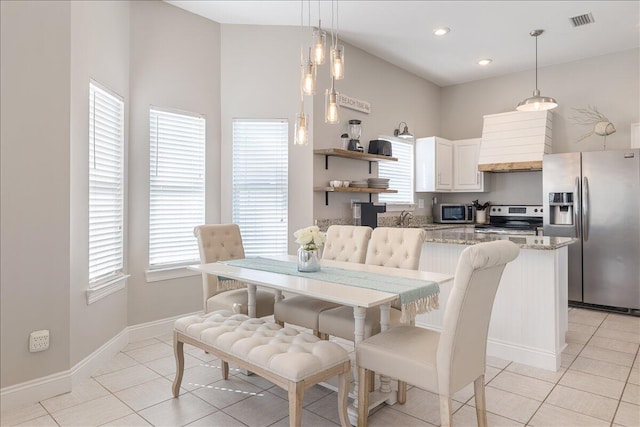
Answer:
top-left (221, 360), bottom-right (229, 380)
top-left (172, 332), bottom-right (184, 397)
top-left (357, 366), bottom-right (369, 427)
top-left (287, 381), bottom-right (304, 427)
top-left (338, 365), bottom-right (350, 427)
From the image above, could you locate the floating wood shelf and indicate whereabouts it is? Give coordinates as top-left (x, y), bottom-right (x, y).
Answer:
top-left (314, 186), bottom-right (397, 205)
top-left (314, 149), bottom-right (397, 173)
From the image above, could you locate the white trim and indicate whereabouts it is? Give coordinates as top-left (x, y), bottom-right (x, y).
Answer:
top-left (70, 328), bottom-right (129, 387)
top-left (144, 266), bottom-right (200, 283)
top-left (0, 369), bottom-right (71, 412)
top-left (86, 275), bottom-right (129, 305)
top-left (0, 310), bottom-right (202, 411)
top-left (384, 203), bottom-right (417, 213)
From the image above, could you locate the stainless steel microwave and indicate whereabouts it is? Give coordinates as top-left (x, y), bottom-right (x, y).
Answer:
top-left (434, 203), bottom-right (475, 223)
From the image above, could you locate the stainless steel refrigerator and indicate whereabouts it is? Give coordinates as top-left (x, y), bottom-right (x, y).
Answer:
top-left (543, 149), bottom-right (640, 312)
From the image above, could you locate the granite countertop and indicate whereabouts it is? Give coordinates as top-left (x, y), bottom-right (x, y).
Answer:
top-left (423, 228), bottom-right (576, 250)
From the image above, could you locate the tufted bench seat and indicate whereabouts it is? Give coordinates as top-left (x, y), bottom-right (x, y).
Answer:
top-left (172, 310), bottom-right (350, 427)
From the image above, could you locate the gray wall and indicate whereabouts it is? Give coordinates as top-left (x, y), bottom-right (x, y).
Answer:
top-left (312, 42), bottom-right (441, 220)
top-left (220, 25), bottom-right (314, 253)
top-left (439, 48), bottom-right (639, 206)
top-left (1, 1), bottom-right (72, 387)
top-left (69, 0), bottom-right (130, 367)
top-left (127, 0), bottom-right (222, 326)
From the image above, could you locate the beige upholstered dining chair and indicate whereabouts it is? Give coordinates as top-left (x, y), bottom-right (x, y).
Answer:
top-left (317, 227), bottom-right (426, 341)
top-left (274, 225), bottom-right (373, 336)
top-left (194, 224), bottom-right (275, 318)
top-left (355, 240), bottom-right (520, 427)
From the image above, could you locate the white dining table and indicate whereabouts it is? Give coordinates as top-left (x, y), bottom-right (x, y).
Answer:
top-left (189, 255), bottom-right (453, 423)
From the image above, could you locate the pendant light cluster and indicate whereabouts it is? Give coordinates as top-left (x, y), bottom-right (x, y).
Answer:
top-left (295, 0), bottom-right (345, 145)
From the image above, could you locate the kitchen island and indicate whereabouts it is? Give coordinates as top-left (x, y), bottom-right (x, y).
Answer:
top-left (418, 227), bottom-right (575, 371)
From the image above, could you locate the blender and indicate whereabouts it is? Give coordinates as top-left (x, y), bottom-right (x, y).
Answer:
top-left (347, 119), bottom-right (363, 152)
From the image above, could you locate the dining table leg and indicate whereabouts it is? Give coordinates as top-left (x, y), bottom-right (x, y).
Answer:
top-left (378, 302), bottom-right (392, 394)
top-left (352, 306), bottom-right (366, 410)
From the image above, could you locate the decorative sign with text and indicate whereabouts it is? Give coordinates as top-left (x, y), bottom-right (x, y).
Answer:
top-left (338, 94), bottom-right (371, 114)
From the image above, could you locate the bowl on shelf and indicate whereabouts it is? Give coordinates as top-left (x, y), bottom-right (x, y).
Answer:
top-left (329, 180), bottom-right (343, 188)
top-left (342, 180), bottom-right (350, 187)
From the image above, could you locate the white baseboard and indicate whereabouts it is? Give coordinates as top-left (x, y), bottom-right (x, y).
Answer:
top-left (0, 369), bottom-right (71, 412)
top-left (0, 310), bottom-right (202, 412)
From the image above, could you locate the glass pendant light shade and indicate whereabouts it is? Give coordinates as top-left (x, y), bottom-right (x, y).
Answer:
top-left (325, 86), bottom-right (339, 124)
top-left (313, 28), bottom-right (326, 65)
top-left (301, 57), bottom-right (315, 96)
top-left (330, 44), bottom-right (345, 80)
top-left (516, 29), bottom-right (558, 112)
top-left (294, 111), bottom-right (309, 145)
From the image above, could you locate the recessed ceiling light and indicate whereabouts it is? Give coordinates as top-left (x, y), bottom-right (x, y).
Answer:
top-left (478, 58), bottom-right (493, 66)
top-left (433, 27), bottom-right (450, 36)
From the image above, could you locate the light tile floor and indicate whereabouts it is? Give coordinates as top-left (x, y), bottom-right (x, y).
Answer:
top-left (2, 307), bottom-right (639, 426)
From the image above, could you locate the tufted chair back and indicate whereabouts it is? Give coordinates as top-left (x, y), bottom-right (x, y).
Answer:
top-left (194, 224), bottom-right (246, 298)
top-left (437, 240), bottom-right (519, 396)
top-left (364, 227), bottom-right (426, 269)
top-left (322, 225), bottom-right (373, 263)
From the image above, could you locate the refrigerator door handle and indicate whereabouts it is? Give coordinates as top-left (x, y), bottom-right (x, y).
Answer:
top-left (583, 176), bottom-right (590, 242)
top-left (574, 177), bottom-right (581, 239)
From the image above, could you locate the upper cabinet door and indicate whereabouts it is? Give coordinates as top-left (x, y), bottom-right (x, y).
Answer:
top-left (415, 136), bottom-right (452, 192)
top-left (435, 139), bottom-right (453, 191)
top-left (454, 138), bottom-right (481, 191)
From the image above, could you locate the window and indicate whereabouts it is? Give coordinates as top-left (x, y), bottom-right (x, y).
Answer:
top-left (232, 119), bottom-right (288, 256)
top-left (378, 137), bottom-right (415, 206)
top-left (149, 108), bottom-right (205, 270)
top-left (89, 82), bottom-right (125, 288)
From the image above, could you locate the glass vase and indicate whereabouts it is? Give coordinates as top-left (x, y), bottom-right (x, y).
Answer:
top-left (297, 247), bottom-right (320, 272)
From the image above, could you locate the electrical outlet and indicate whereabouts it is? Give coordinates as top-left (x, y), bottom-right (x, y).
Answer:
top-left (418, 199), bottom-right (425, 209)
top-left (29, 330), bottom-right (49, 352)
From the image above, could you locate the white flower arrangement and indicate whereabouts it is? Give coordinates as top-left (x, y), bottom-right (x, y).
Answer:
top-left (294, 226), bottom-right (326, 251)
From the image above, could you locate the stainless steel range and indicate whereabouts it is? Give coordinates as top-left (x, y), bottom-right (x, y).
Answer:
top-left (474, 205), bottom-right (543, 235)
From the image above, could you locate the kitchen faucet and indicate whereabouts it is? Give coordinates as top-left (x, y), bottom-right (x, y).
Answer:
top-left (397, 210), bottom-right (413, 227)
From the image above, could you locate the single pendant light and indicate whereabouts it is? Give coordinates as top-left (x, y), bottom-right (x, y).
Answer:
top-left (325, 77), bottom-right (339, 124)
top-left (312, 1), bottom-right (326, 65)
top-left (294, 0), bottom-right (309, 146)
top-left (295, 105), bottom-right (309, 145)
top-left (330, 0), bottom-right (344, 79)
top-left (302, 47), bottom-right (316, 96)
top-left (517, 29), bottom-right (557, 111)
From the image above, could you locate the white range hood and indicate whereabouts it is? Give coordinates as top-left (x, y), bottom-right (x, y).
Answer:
top-left (478, 110), bottom-right (553, 172)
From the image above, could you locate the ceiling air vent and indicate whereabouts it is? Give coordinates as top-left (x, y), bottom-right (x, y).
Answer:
top-left (569, 12), bottom-right (595, 27)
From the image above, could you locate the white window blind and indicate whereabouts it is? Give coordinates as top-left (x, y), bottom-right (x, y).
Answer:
top-left (232, 119), bottom-right (288, 256)
top-left (89, 82), bottom-right (125, 287)
top-left (149, 108), bottom-right (205, 269)
top-left (378, 138), bottom-right (415, 205)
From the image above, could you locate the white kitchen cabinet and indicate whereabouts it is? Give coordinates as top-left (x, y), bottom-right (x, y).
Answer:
top-left (415, 136), bottom-right (453, 192)
top-left (452, 138), bottom-right (489, 192)
top-left (416, 136), bottom-right (489, 193)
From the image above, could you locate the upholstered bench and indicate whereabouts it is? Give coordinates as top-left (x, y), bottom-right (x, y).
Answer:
top-left (173, 310), bottom-right (350, 427)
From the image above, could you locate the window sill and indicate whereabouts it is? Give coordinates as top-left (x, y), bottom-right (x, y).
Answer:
top-left (383, 203), bottom-right (416, 212)
top-left (145, 266), bottom-right (200, 283)
top-left (86, 274), bottom-right (129, 305)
